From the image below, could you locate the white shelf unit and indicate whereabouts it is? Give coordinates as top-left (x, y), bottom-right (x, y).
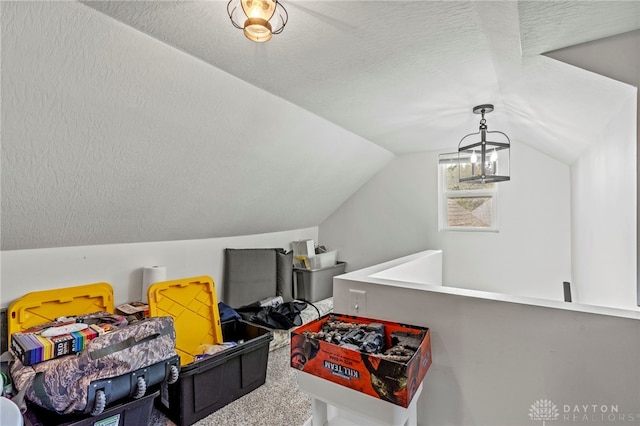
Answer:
top-left (296, 371), bottom-right (422, 426)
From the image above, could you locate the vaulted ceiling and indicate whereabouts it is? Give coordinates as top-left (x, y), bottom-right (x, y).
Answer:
top-left (82, 0), bottom-right (639, 160)
top-left (1, 1), bottom-right (639, 250)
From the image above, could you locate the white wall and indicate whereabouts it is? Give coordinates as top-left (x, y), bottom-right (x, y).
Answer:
top-left (571, 93), bottom-right (637, 309)
top-left (320, 141), bottom-right (572, 301)
top-left (544, 31), bottom-right (640, 308)
top-left (0, 227), bottom-right (317, 309)
top-left (332, 271), bottom-right (640, 426)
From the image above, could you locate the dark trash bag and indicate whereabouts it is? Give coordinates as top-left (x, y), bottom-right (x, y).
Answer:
top-left (236, 301), bottom-right (307, 330)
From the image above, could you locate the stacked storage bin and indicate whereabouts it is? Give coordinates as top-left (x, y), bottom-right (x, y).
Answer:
top-left (6, 282), bottom-right (180, 426)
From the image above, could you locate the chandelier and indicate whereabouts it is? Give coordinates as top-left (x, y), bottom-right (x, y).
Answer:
top-left (457, 104), bottom-right (511, 184)
top-left (227, 0), bottom-right (288, 43)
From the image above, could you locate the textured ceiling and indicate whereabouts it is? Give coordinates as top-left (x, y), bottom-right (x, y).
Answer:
top-left (1, 1), bottom-right (639, 250)
top-left (82, 0), bottom-right (640, 158)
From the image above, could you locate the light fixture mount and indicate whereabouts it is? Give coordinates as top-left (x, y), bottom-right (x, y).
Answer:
top-left (457, 104), bottom-right (511, 184)
top-left (473, 104), bottom-right (494, 115)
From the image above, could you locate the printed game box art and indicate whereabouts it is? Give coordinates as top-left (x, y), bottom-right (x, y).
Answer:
top-left (290, 313), bottom-right (432, 407)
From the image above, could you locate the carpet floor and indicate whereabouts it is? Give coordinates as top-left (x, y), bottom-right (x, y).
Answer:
top-left (149, 345), bottom-right (311, 426)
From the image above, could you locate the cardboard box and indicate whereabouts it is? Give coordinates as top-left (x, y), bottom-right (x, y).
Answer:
top-left (116, 302), bottom-right (149, 320)
top-left (11, 323), bottom-right (102, 366)
top-left (291, 313), bottom-right (432, 408)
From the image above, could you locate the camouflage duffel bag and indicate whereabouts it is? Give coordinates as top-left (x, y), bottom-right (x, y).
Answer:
top-left (11, 316), bottom-right (180, 416)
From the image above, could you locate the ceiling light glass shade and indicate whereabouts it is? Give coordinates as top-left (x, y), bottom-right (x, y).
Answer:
top-left (227, 0), bottom-right (288, 43)
top-left (457, 104), bottom-right (510, 184)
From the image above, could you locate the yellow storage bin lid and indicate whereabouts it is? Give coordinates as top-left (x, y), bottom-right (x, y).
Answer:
top-left (7, 282), bottom-right (114, 336)
top-left (147, 276), bottom-right (222, 366)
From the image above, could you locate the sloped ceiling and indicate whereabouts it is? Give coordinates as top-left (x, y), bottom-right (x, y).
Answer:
top-left (80, 0), bottom-right (639, 158)
top-left (1, 1), bottom-right (639, 250)
top-left (544, 29), bottom-right (640, 88)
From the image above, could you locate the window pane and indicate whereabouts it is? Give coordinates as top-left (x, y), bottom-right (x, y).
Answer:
top-left (447, 196), bottom-right (493, 227)
top-left (445, 163), bottom-right (494, 191)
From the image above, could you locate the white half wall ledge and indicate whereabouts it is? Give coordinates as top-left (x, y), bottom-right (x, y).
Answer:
top-left (337, 250), bottom-right (640, 320)
top-left (332, 253), bottom-right (640, 425)
top-left (367, 250), bottom-right (442, 286)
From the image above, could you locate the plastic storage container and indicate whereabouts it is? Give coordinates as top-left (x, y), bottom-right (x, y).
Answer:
top-left (8, 282), bottom-right (114, 336)
top-left (148, 277), bottom-right (273, 426)
top-left (294, 261), bottom-right (346, 302)
top-left (7, 282), bottom-right (116, 365)
top-left (8, 283), bottom-right (179, 422)
top-left (307, 250), bottom-right (338, 270)
top-left (147, 276), bottom-right (223, 367)
top-left (24, 390), bottom-right (159, 426)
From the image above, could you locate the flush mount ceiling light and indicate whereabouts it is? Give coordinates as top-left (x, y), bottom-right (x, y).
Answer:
top-left (457, 104), bottom-right (511, 184)
top-left (227, 0), bottom-right (288, 43)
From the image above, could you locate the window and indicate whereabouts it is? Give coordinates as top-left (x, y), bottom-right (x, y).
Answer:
top-left (438, 153), bottom-right (498, 231)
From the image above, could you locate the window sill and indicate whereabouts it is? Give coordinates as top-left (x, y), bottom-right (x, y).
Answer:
top-left (440, 227), bottom-right (499, 233)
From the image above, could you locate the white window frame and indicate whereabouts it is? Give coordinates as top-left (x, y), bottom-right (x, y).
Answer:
top-left (438, 153), bottom-right (499, 232)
